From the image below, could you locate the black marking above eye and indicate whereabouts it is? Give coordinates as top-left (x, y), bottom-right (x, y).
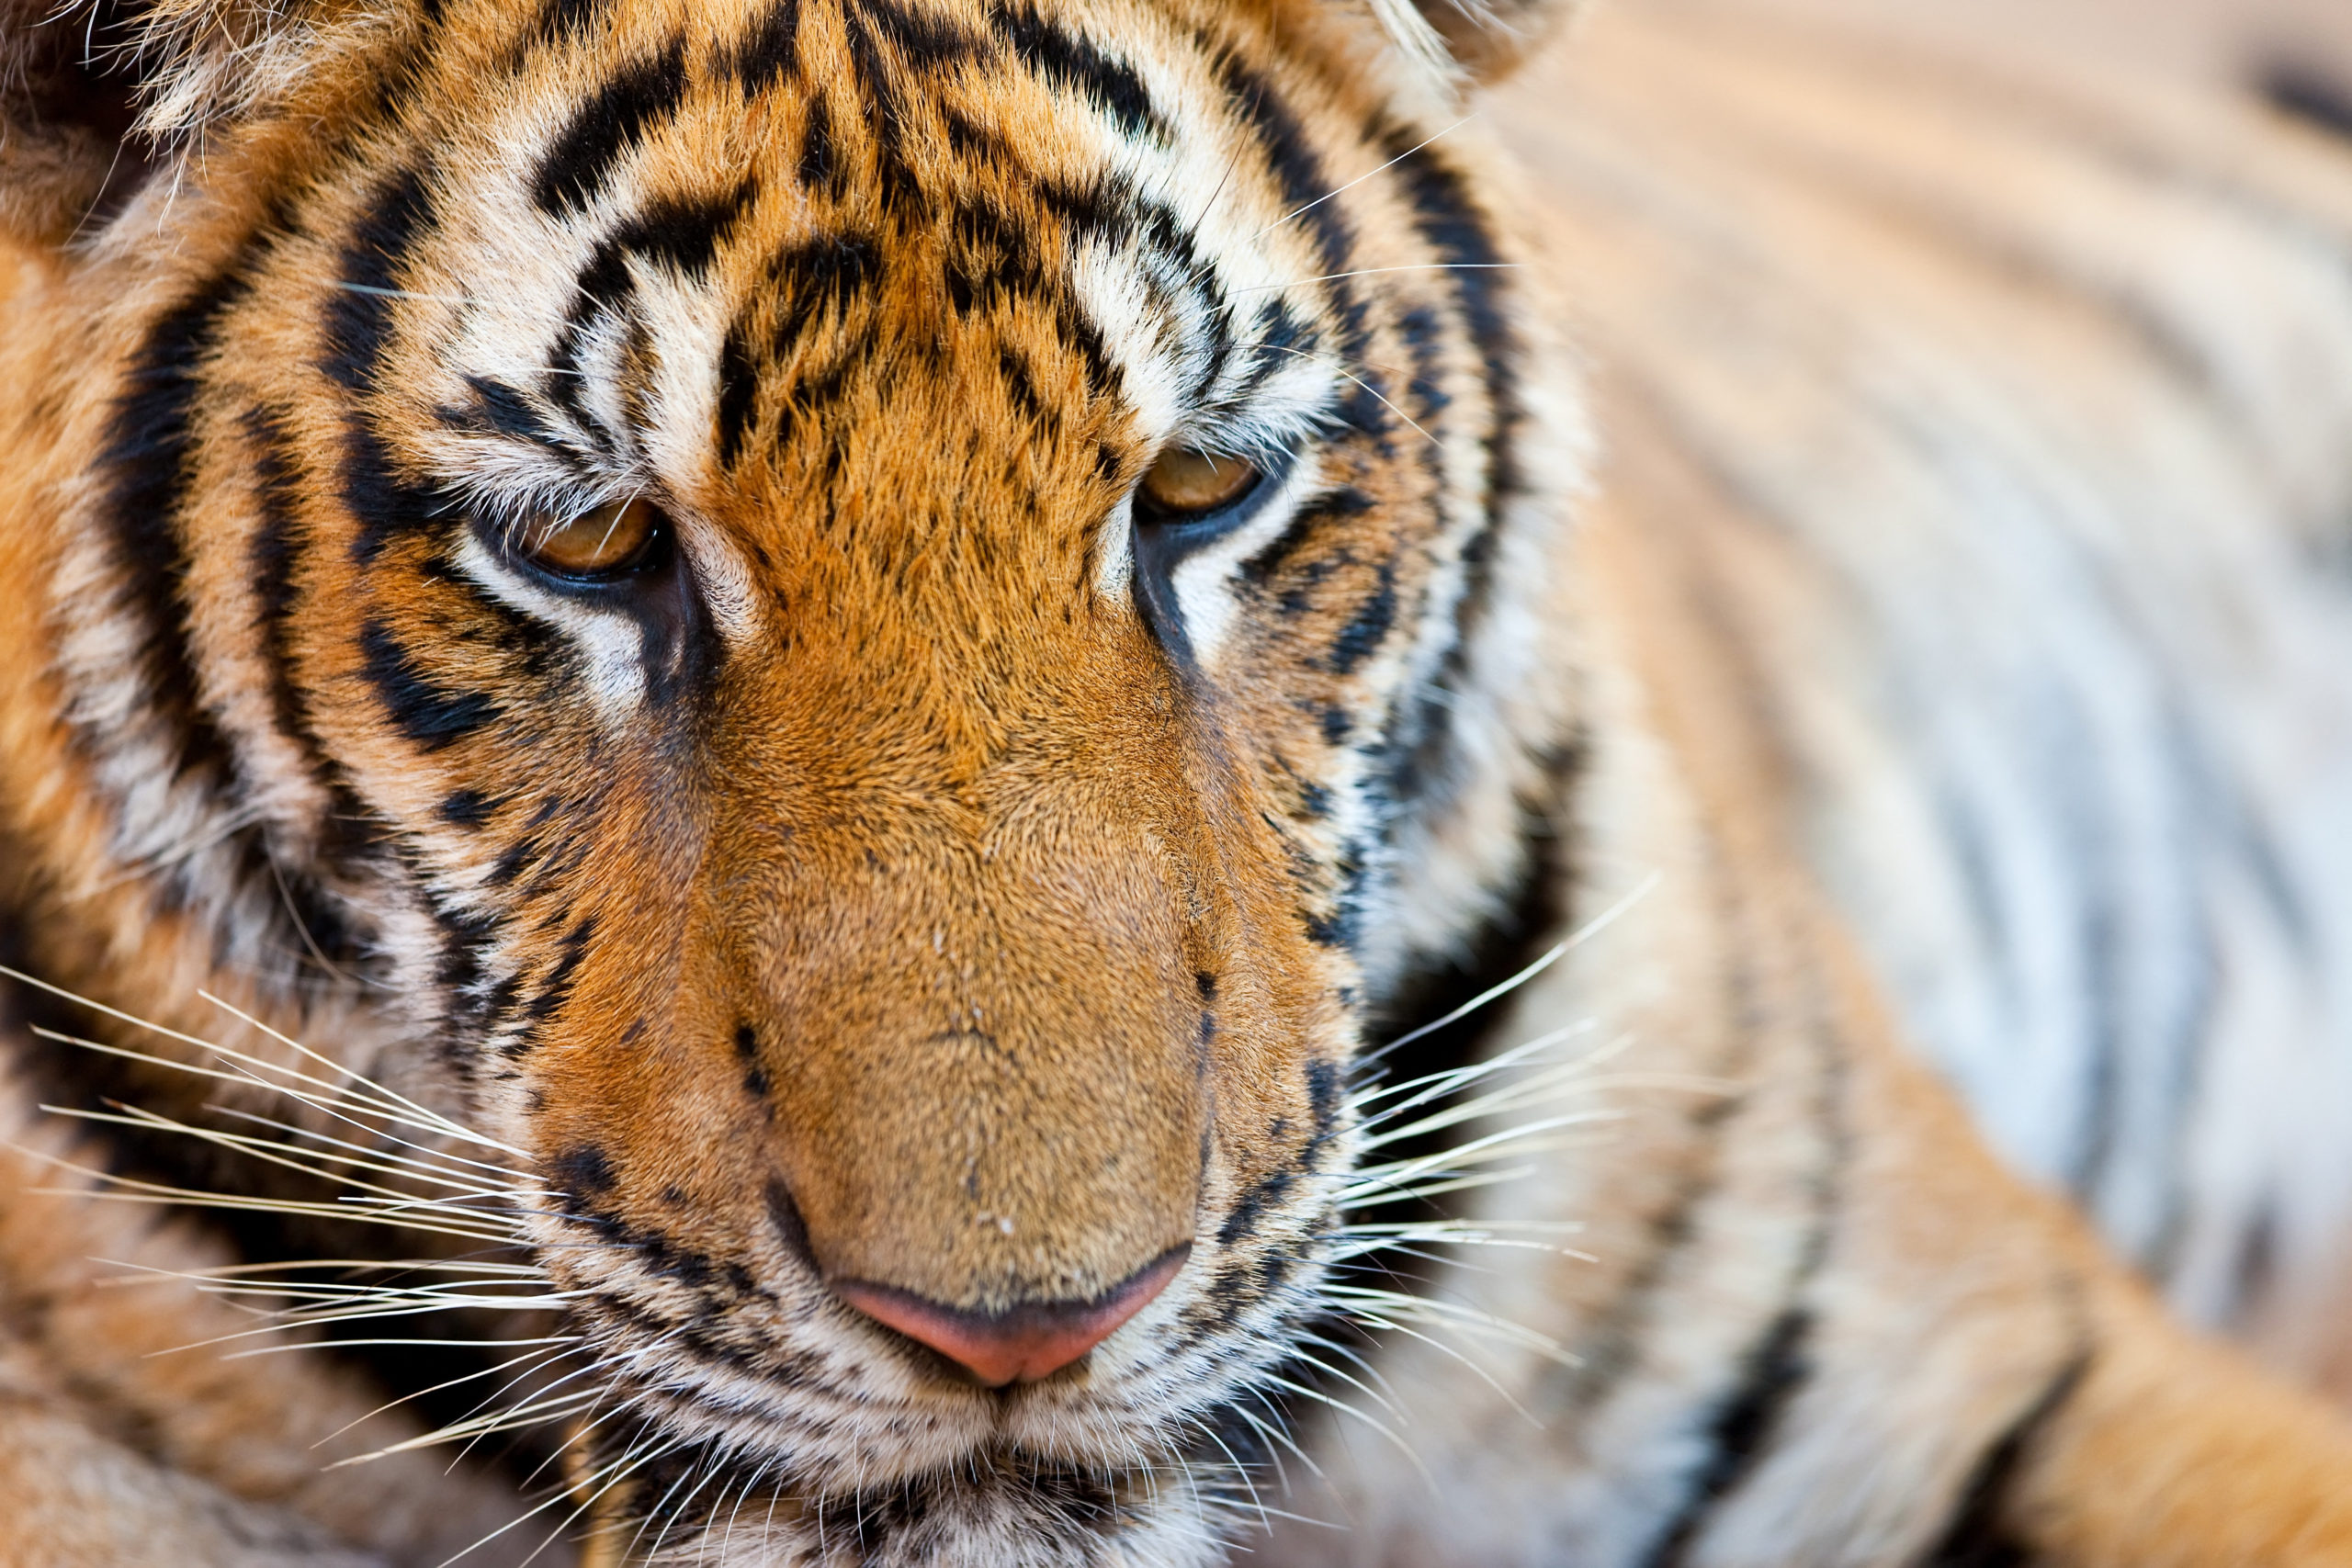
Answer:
top-left (854, 0), bottom-right (983, 69)
top-left (990, 3), bottom-right (1170, 142)
top-left (769, 231), bottom-right (884, 347)
top-left (532, 39), bottom-right (690, 215)
top-left (730, 0), bottom-right (801, 94)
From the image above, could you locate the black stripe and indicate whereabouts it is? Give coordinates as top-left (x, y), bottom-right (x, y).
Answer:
top-left (443, 568), bottom-right (566, 681)
top-left (532, 39), bottom-right (691, 216)
top-left (1242, 484), bottom-right (1373, 588)
top-left (1394, 303), bottom-right (1452, 421)
top-left (548, 179), bottom-right (763, 446)
top-left (1632, 982), bottom-right (1853, 1568)
top-left (939, 186), bottom-right (1124, 400)
top-left (244, 410), bottom-right (317, 752)
top-left (1039, 176), bottom-right (1229, 400)
top-left (717, 322), bottom-right (763, 468)
top-left (98, 269), bottom-right (251, 787)
top-left (323, 165), bottom-right (447, 567)
top-left (941, 103), bottom-right (1015, 166)
top-left (1215, 1168), bottom-right (1293, 1247)
top-left (839, 5), bottom-right (929, 220)
top-left (1326, 557), bottom-right (1397, 675)
top-left (998, 344), bottom-right (1052, 429)
top-left (89, 273), bottom-right (355, 958)
top-left (769, 231), bottom-right (884, 348)
top-left (321, 164), bottom-right (436, 395)
top-left (799, 96), bottom-right (840, 193)
top-left (729, 0), bottom-right (801, 94)
top-left (946, 193), bottom-right (1046, 310)
top-left (523, 915), bottom-right (597, 1026)
top-left (243, 408), bottom-right (383, 952)
top-left (356, 616), bottom-right (502, 748)
top-left (439, 789), bottom-right (494, 828)
top-left (1237, 296), bottom-right (1314, 401)
top-left (855, 0), bottom-right (983, 70)
top-left (455, 375), bottom-right (561, 446)
top-left (990, 3), bottom-right (1169, 141)
top-left (1305, 1054), bottom-right (1342, 1141)
top-left (1217, 51), bottom-right (1380, 435)
top-left (1383, 130), bottom-right (1521, 526)
top-left (427, 890), bottom-right (502, 1029)
top-left (553, 1142), bottom-right (617, 1201)
top-left (1377, 129), bottom-right (1523, 808)
top-left (1917, 1352), bottom-right (2091, 1568)
top-left (1216, 53), bottom-right (1349, 276)
top-left (608, 179), bottom-right (758, 278)
top-left (532, 0), bottom-right (614, 48)
top-left (241, 415), bottom-right (393, 887)
top-left (1638, 1308), bottom-right (1816, 1568)
top-left (1302, 899), bottom-right (1355, 950)
top-left (539, 181), bottom-right (752, 441)
top-left (341, 416), bottom-right (447, 567)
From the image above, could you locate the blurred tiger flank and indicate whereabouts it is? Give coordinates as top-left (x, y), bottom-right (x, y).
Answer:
top-left (1, 0), bottom-right (2351, 1563)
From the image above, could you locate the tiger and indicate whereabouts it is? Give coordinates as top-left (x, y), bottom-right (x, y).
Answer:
top-left (3, 0), bottom-right (2352, 1558)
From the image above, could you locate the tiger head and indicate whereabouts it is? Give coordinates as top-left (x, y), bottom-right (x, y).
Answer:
top-left (5, 0), bottom-right (1582, 1553)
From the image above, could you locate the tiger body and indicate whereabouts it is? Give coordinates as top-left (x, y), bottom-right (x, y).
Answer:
top-left (1, 0), bottom-right (2350, 1562)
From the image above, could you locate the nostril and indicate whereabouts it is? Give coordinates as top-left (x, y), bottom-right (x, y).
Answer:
top-left (832, 1244), bottom-right (1191, 1387)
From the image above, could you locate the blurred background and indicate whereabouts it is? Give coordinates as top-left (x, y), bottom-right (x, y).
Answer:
top-left (1494, 0), bottom-right (2352, 1404)
top-left (1758, 0), bottom-right (2352, 95)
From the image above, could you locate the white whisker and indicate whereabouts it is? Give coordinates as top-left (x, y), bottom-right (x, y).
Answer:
top-left (1358, 870), bottom-right (1661, 1070)
top-left (1241, 342), bottom-right (1440, 446)
top-left (1236, 264), bottom-right (1520, 293)
top-left (1252, 116), bottom-right (1474, 240)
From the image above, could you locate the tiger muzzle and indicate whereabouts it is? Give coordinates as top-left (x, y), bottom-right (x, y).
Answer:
top-left (737, 819), bottom-right (1216, 1386)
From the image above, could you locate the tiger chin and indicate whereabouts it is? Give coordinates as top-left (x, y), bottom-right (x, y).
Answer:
top-left (2, 0), bottom-right (2352, 1562)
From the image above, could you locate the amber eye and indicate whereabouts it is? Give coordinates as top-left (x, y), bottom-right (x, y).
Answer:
top-left (1136, 447), bottom-right (1261, 519)
top-left (516, 496), bottom-right (663, 578)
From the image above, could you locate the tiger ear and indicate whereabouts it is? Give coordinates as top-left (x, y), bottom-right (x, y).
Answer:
top-left (1369, 0), bottom-right (1585, 87)
top-left (0, 0), bottom-right (340, 244)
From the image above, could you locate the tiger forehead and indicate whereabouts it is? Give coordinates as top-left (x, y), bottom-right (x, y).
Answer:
top-left (401, 0), bottom-right (1351, 486)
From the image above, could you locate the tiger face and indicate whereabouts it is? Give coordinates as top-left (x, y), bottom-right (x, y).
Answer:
top-left (28, 0), bottom-right (1579, 1553)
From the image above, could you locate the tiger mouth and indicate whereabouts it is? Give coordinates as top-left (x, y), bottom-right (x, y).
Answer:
top-left (548, 1220), bottom-right (1336, 1477)
top-left (544, 1281), bottom-right (1317, 1563)
top-left (564, 1432), bottom-right (1226, 1567)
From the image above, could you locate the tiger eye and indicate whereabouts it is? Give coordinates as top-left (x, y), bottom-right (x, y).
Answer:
top-left (520, 497), bottom-right (662, 577)
top-left (1137, 447), bottom-right (1261, 517)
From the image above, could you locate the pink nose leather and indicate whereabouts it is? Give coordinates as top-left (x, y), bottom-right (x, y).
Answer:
top-left (833, 1245), bottom-right (1191, 1387)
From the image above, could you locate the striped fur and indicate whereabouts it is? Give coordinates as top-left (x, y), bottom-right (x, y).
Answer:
top-left (0, 0), bottom-right (2348, 1562)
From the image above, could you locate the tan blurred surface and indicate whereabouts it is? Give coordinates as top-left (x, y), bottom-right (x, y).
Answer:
top-left (1680, 0), bottom-right (2352, 92)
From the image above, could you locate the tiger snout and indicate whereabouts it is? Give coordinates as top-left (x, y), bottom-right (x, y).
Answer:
top-left (526, 780), bottom-right (1270, 1397)
top-left (763, 826), bottom-right (1217, 1371)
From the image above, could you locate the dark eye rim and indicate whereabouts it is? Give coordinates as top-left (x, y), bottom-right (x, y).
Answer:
top-left (1128, 441), bottom-right (1311, 671)
top-left (492, 497), bottom-right (676, 591)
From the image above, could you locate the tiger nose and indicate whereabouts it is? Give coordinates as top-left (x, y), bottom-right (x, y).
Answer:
top-left (831, 1245), bottom-right (1191, 1387)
